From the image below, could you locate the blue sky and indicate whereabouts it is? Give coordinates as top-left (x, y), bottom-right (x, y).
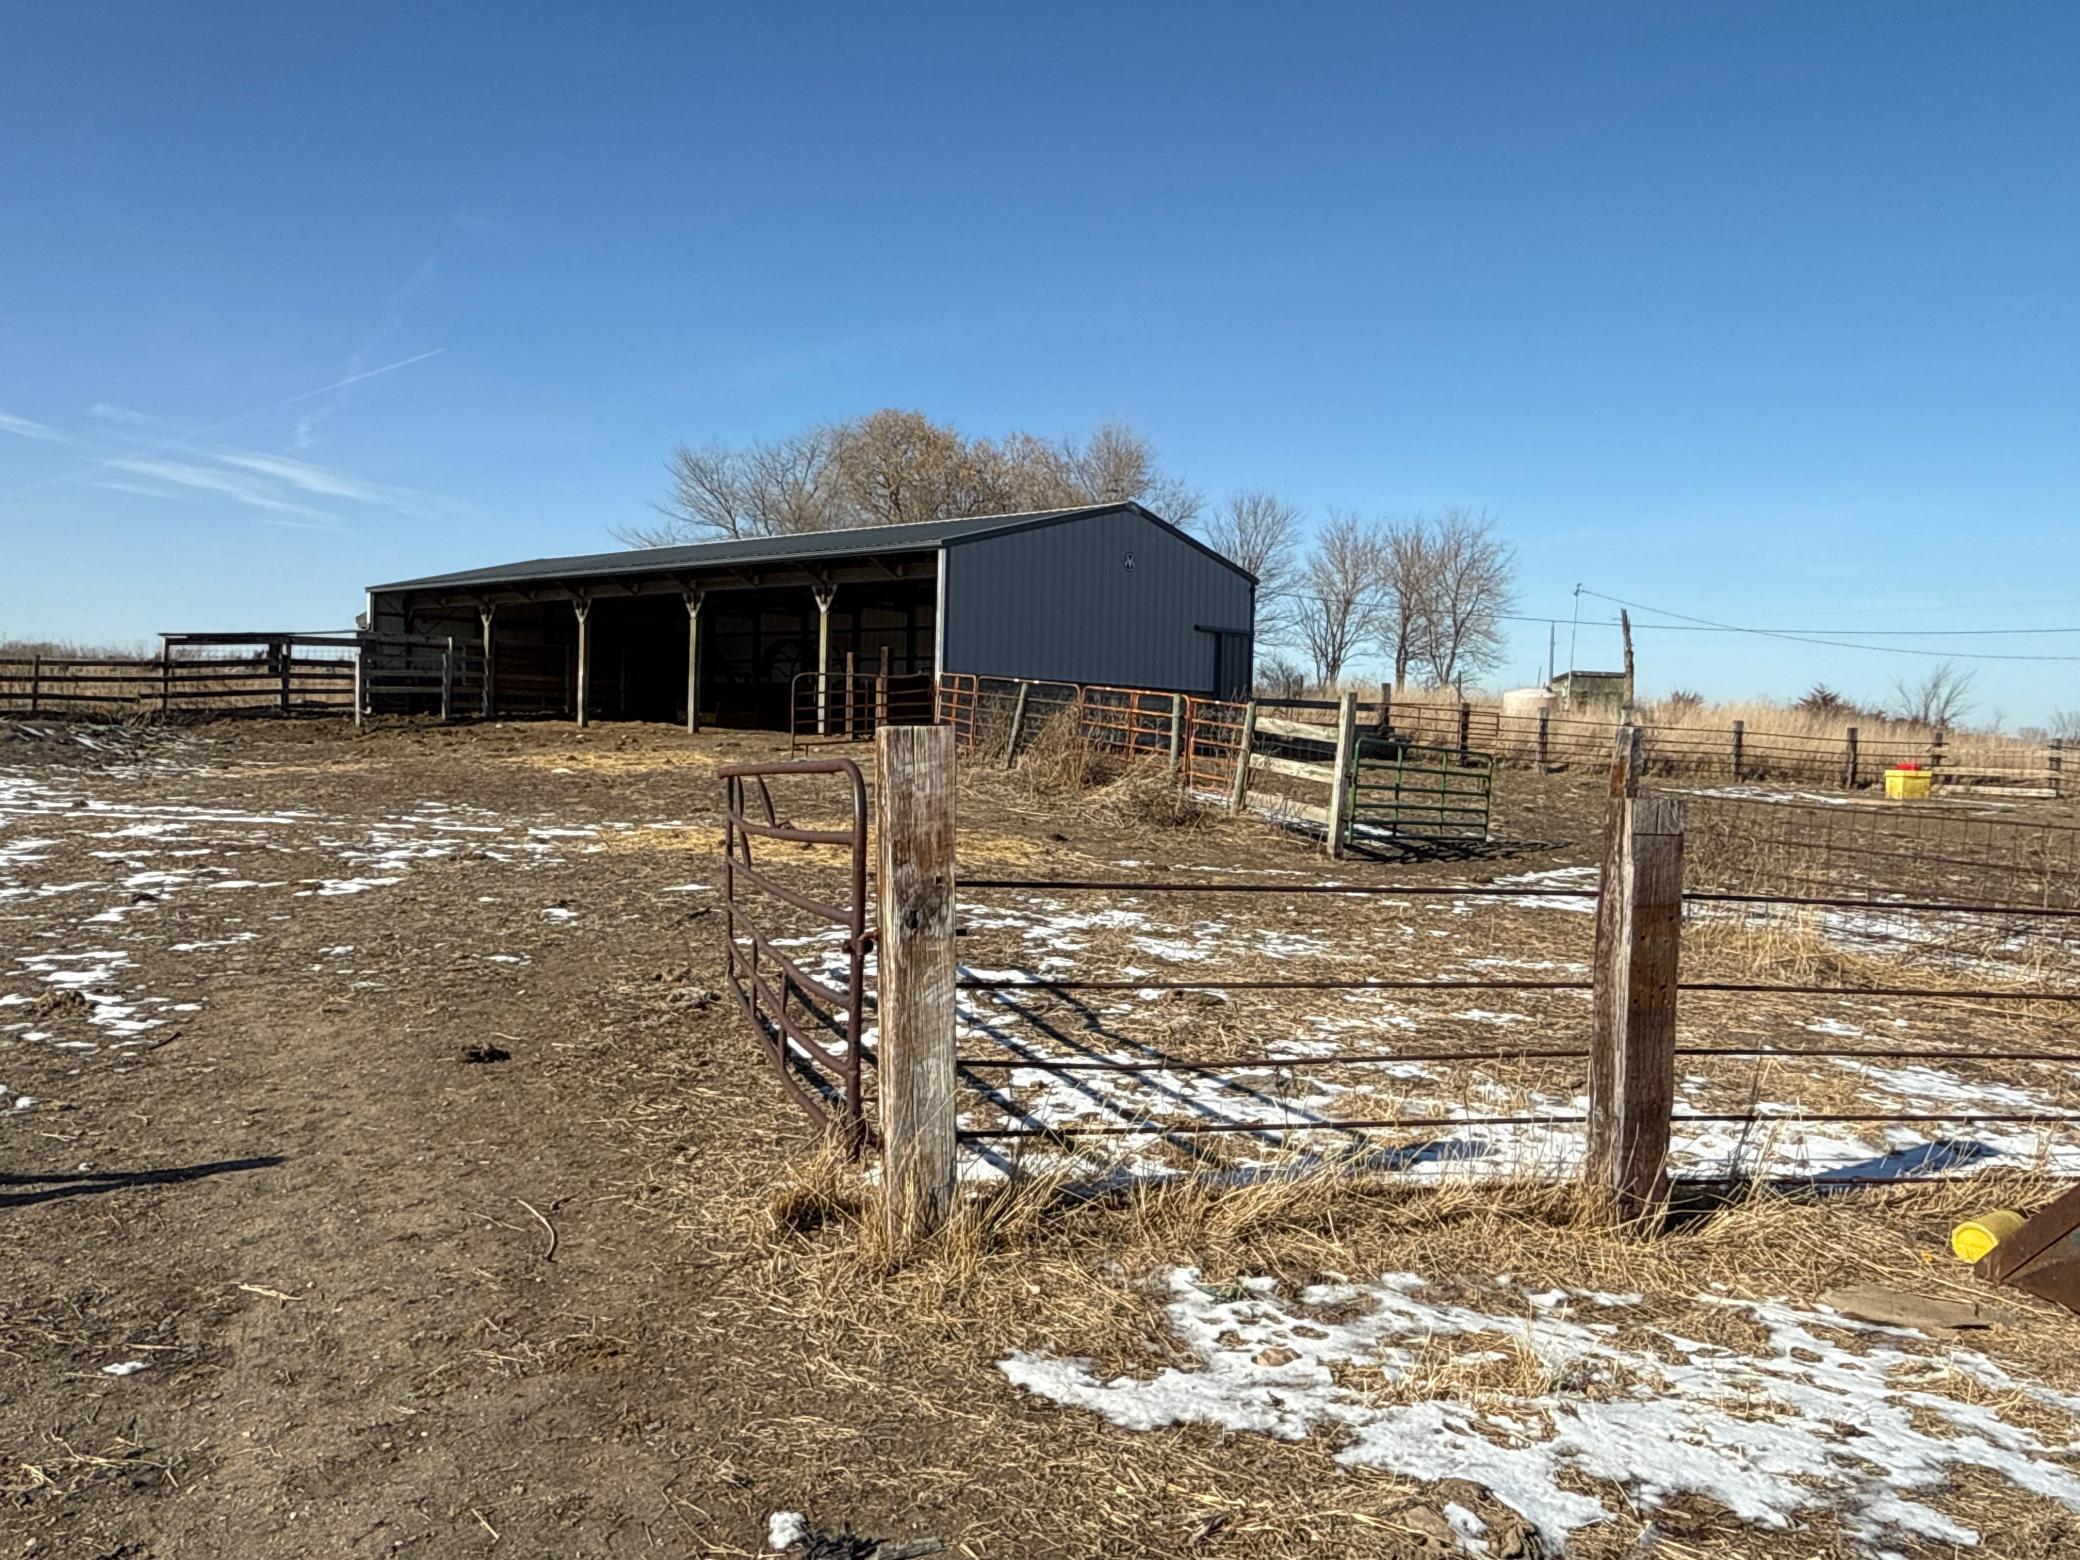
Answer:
top-left (3, 3), bottom-right (2076, 722)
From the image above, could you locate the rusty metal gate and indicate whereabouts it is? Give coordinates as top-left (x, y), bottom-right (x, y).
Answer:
top-left (720, 758), bottom-right (872, 1150)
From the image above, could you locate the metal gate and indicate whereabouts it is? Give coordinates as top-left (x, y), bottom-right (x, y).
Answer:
top-left (720, 758), bottom-right (872, 1150)
top-left (1345, 737), bottom-right (1494, 849)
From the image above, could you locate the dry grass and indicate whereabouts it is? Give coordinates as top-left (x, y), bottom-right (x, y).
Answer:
top-left (501, 748), bottom-right (717, 776)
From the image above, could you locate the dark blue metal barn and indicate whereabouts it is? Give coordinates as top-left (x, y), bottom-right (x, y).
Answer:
top-left (364, 503), bottom-right (1255, 726)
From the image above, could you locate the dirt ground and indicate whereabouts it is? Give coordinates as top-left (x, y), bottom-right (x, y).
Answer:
top-left (7, 716), bottom-right (2080, 1559)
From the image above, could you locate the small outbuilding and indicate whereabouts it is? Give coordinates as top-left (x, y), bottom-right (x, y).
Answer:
top-left (364, 503), bottom-right (1255, 727)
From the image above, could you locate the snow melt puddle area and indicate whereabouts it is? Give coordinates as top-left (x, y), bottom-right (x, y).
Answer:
top-left (1002, 1268), bottom-right (2080, 1551)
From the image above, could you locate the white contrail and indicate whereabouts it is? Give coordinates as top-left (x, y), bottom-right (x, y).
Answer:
top-left (279, 347), bottom-right (447, 406)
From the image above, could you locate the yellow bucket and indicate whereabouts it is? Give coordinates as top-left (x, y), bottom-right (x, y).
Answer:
top-left (1952, 1209), bottom-right (2027, 1263)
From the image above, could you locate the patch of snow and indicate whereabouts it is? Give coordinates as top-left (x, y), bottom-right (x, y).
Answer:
top-left (999, 1268), bottom-right (2080, 1549)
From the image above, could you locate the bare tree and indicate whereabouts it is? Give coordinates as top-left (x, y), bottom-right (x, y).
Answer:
top-left (1294, 511), bottom-right (1382, 686)
top-left (1204, 490), bottom-right (1302, 646)
top-left (1414, 508), bottom-right (1516, 690)
top-left (2051, 708), bottom-right (2080, 742)
top-left (1375, 518), bottom-right (1434, 689)
top-left (1254, 653), bottom-right (1309, 698)
top-left (1890, 661), bottom-right (1977, 729)
top-left (624, 410), bottom-right (1200, 545)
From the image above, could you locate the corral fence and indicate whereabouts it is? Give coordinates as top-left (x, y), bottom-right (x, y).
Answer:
top-left (719, 756), bottom-right (872, 1151)
top-left (787, 667), bottom-right (936, 752)
top-left (0, 631), bottom-right (482, 723)
top-left (722, 724), bottom-right (2080, 1236)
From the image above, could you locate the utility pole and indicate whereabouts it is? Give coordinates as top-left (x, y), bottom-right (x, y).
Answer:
top-left (1565, 583), bottom-right (1582, 709)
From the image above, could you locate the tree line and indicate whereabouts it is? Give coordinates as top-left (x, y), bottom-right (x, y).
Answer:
top-left (633, 409), bottom-right (1518, 693)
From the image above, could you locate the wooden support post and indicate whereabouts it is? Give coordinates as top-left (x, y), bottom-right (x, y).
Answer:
top-left (844, 650), bottom-right (857, 737)
top-left (1004, 681), bottom-right (1031, 768)
top-left (814, 585), bottom-right (836, 736)
top-left (1609, 720), bottom-right (1643, 800)
top-left (875, 723), bottom-right (958, 1240)
top-left (1537, 706), bottom-right (1551, 771)
top-left (279, 640), bottom-right (293, 714)
top-left (479, 605), bottom-right (497, 719)
top-left (876, 644), bottom-right (891, 728)
top-left (573, 599), bottom-right (592, 728)
top-left (1731, 719), bottom-right (1744, 782)
top-left (352, 645), bottom-right (365, 730)
top-left (2051, 737), bottom-right (2064, 799)
top-left (1930, 728), bottom-right (1945, 775)
top-left (1375, 683), bottom-right (1391, 735)
top-left (159, 643), bottom-right (171, 716)
top-left (1230, 699), bottom-right (1259, 813)
top-left (1324, 690), bottom-right (1359, 858)
top-left (1169, 694), bottom-right (1184, 771)
top-left (683, 591), bottom-right (704, 734)
top-left (28, 654), bottom-right (41, 716)
top-left (1587, 790), bottom-right (1685, 1223)
top-left (439, 637), bottom-right (455, 724)
top-left (1845, 726), bottom-right (1860, 789)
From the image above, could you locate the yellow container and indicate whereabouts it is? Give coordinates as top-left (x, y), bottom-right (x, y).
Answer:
top-left (1951, 1209), bottom-right (2027, 1263)
top-left (1886, 767), bottom-right (1933, 800)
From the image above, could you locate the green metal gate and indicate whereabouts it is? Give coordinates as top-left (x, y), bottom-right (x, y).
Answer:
top-left (1344, 736), bottom-right (1494, 848)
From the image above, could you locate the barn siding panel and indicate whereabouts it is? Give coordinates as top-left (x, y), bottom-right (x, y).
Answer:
top-left (941, 510), bottom-right (1253, 695)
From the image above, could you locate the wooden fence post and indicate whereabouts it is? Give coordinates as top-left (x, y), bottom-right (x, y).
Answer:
top-left (1929, 728), bottom-right (1945, 775)
top-left (1003, 682), bottom-right (1032, 768)
top-left (2051, 738), bottom-right (2064, 799)
top-left (877, 645), bottom-right (891, 728)
top-left (1375, 682), bottom-right (1392, 735)
top-left (1230, 700), bottom-right (1259, 813)
top-left (279, 640), bottom-right (293, 714)
top-left (1587, 784), bottom-right (1685, 1224)
top-left (1457, 700), bottom-right (1472, 763)
top-left (160, 644), bottom-right (172, 716)
top-left (843, 650), bottom-right (857, 737)
top-left (439, 637), bottom-right (455, 724)
top-left (1731, 719), bottom-right (1744, 782)
top-left (28, 654), bottom-right (41, 716)
top-left (875, 723), bottom-right (958, 1240)
top-left (1324, 691), bottom-right (1359, 858)
top-left (1845, 726), bottom-right (1860, 789)
top-left (1537, 706), bottom-right (1550, 771)
top-left (352, 645), bottom-right (365, 730)
top-left (1169, 694), bottom-right (1184, 771)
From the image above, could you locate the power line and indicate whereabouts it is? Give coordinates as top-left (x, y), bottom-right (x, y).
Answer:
top-left (1577, 589), bottom-right (2080, 664)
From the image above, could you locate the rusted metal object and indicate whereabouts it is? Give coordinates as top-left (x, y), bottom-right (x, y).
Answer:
top-left (1979, 1184), bottom-right (2080, 1314)
top-left (720, 758), bottom-right (871, 1153)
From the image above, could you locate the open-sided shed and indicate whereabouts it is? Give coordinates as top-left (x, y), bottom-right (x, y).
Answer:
top-left (364, 503), bottom-right (1255, 727)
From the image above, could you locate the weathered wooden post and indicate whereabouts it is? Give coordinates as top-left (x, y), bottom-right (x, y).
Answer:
top-left (875, 723), bottom-right (958, 1239)
top-left (572, 599), bottom-right (592, 728)
top-left (1230, 700), bottom-right (1259, 813)
top-left (1930, 727), bottom-right (1945, 775)
top-left (1845, 726), bottom-right (1860, 789)
top-left (2052, 738), bottom-right (2065, 799)
top-left (279, 640), bottom-right (293, 714)
top-left (1003, 681), bottom-right (1031, 768)
top-left (813, 584), bottom-right (837, 735)
top-left (352, 643), bottom-right (365, 730)
top-left (1457, 700), bottom-right (1472, 763)
top-left (683, 590), bottom-right (704, 735)
top-left (159, 643), bottom-right (172, 716)
top-left (28, 654), bottom-right (41, 716)
top-left (1728, 719), bottom-right (1742, 782)
top-left (479, 605), bottom-right (497, 720)
top-left (1375, 682), bottom-right (1392, 735)
top-left (439, 637), bottom-right (455, 724)
top-left (843, 650), bottom-right (857, 738)
top-left (1536, 706), bottom-right (1551, 771)
top-left (876, 644), bottom-right (891, 728)
top-left (1587, 723), bottom-right (1682, 1223)
top-left (1324, 690), bottom-right (1359, 859)
top-left (1169, 694), bottom-right (1185, 771)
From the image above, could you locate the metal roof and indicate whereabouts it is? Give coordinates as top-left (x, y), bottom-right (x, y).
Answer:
top-left (368, 503), bottom-right (1254, 593)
